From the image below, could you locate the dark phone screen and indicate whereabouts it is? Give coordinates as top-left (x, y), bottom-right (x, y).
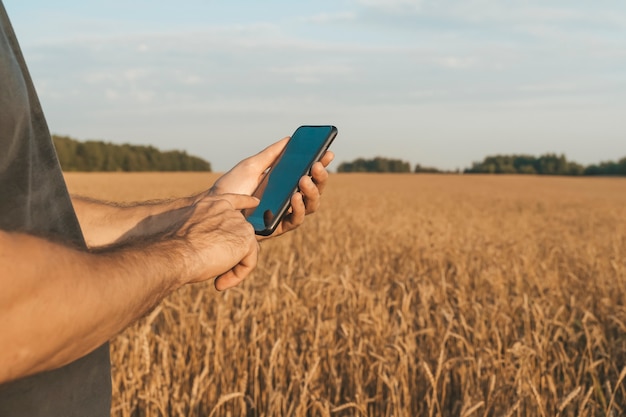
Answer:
top-left (246, 125), bottom-right (336, 234)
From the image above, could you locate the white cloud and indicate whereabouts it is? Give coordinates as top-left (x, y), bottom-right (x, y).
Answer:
top-left (434, 56), bottom-right (478, 70)
top-left (83, 71), bottom-right (116, 84)
top-left (123, 68), bottom-right (150, 82)
top-left (301, 12), bottom-right (357, 24)
top-left (444, 2), bottom-right (626, 27)
top-left (270, 64), bottom-right (354, 80)
top-left (179, 74), bottom-right (204, 86)
top-left (355, 0), bottom-right (423, 14)
top-left (517, 82), bottom-right (577, 94)
top-left (105, 89), bottom-right (119, 101)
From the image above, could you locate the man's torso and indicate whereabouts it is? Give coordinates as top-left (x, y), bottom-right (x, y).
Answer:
top-left (0, 2), bottom-right (112, 416)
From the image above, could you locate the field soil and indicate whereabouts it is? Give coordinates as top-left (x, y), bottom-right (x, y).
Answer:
top-left (64, 172), bottom-right (626, 417)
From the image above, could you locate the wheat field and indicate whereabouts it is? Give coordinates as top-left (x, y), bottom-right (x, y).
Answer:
top-left (64, 172), bottom-right (626, 417)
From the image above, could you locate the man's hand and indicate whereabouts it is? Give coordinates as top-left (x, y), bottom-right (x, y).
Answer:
top-left (173, 194), bottom-right (260, 291)
top-left (207, 137), bottom-right (334, 237)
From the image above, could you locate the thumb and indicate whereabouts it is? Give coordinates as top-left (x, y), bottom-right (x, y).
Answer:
top-left (250, 136), bottom-right (290, 170)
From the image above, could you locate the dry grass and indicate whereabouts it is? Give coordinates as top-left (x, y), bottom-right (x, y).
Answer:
top-left (64, 173), bottom-right (626, 417)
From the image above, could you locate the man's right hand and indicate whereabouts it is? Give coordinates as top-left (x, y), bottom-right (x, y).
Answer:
top-left (174, 194), bottom-right (260, 291)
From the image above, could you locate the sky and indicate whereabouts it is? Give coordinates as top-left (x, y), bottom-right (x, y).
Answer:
top-left (4, 0), bottom-right (626, 172)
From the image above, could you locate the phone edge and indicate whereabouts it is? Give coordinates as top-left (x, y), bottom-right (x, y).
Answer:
top-left (253, 125), bottom-right (337, 236)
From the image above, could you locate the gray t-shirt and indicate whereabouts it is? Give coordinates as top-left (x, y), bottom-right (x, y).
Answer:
top-left (0, 2), bottom-right (111, 415)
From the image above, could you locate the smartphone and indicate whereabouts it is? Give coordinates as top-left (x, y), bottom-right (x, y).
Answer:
top-left (245, 125), bottom-right (338, 236)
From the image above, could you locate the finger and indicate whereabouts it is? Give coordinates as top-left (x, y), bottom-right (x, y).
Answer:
top-left (215, 194), bottom-right (260, 211)
top-left (299, 175), bottom-right (320, 214)
top-left (214, 242), bottom-right (259, 291)
top-left (284, 192), bottom-right (306, 230)
top-left (214, 263), bottom-right (251, 291)
top-left (310, 162), bottom-right (329, 195)
top-left (319, 150), bottom-right (334, 168)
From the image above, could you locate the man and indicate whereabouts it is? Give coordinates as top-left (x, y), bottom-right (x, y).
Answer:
top-left (0, 2), bottom-right (334, 415)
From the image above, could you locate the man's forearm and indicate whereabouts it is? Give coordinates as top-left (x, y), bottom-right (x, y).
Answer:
top-left (71, 195), bottom-right (198, 248)
top-left (0, 230), bottom-right (185, 384)
top-left (0, 193), bottom-right (260, 384)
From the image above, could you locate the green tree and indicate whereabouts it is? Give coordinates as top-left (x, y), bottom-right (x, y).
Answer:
top-left (465, 153), bottom-right (626, 177)
top-left (52, 135), bottom-right (211, 172)
top-left (337, 157), bottom-right (411, 173)
top-left (414, 164), bottom-right (442, 173)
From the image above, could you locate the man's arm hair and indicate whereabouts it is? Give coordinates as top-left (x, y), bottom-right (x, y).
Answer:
top-left (71, 194), bottom-right (199, 249)
top-left (0, 193), bottom-right (259, 385)
top-left (0, 230), bottom-right (185, 384)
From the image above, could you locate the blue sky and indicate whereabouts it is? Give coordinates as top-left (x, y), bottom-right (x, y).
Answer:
top-left (4, 0), bottom-right (626, 171)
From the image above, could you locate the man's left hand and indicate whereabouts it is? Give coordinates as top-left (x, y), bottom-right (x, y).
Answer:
top-left (206, 137), bottom-right (334, 238)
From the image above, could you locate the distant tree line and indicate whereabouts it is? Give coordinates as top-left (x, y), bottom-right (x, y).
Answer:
top-left (337, 157), bottom-right (412, 173)
top-left (52, 135), bottom-right (211, 172)
top-left (465, 154), bottom-right (626, 176)
top-left (414, 164), bottom-right (456, 174)
top-left (337, 154), bottom-right (626, 176)
top-left (337, 157), bottom-right (454, 174)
